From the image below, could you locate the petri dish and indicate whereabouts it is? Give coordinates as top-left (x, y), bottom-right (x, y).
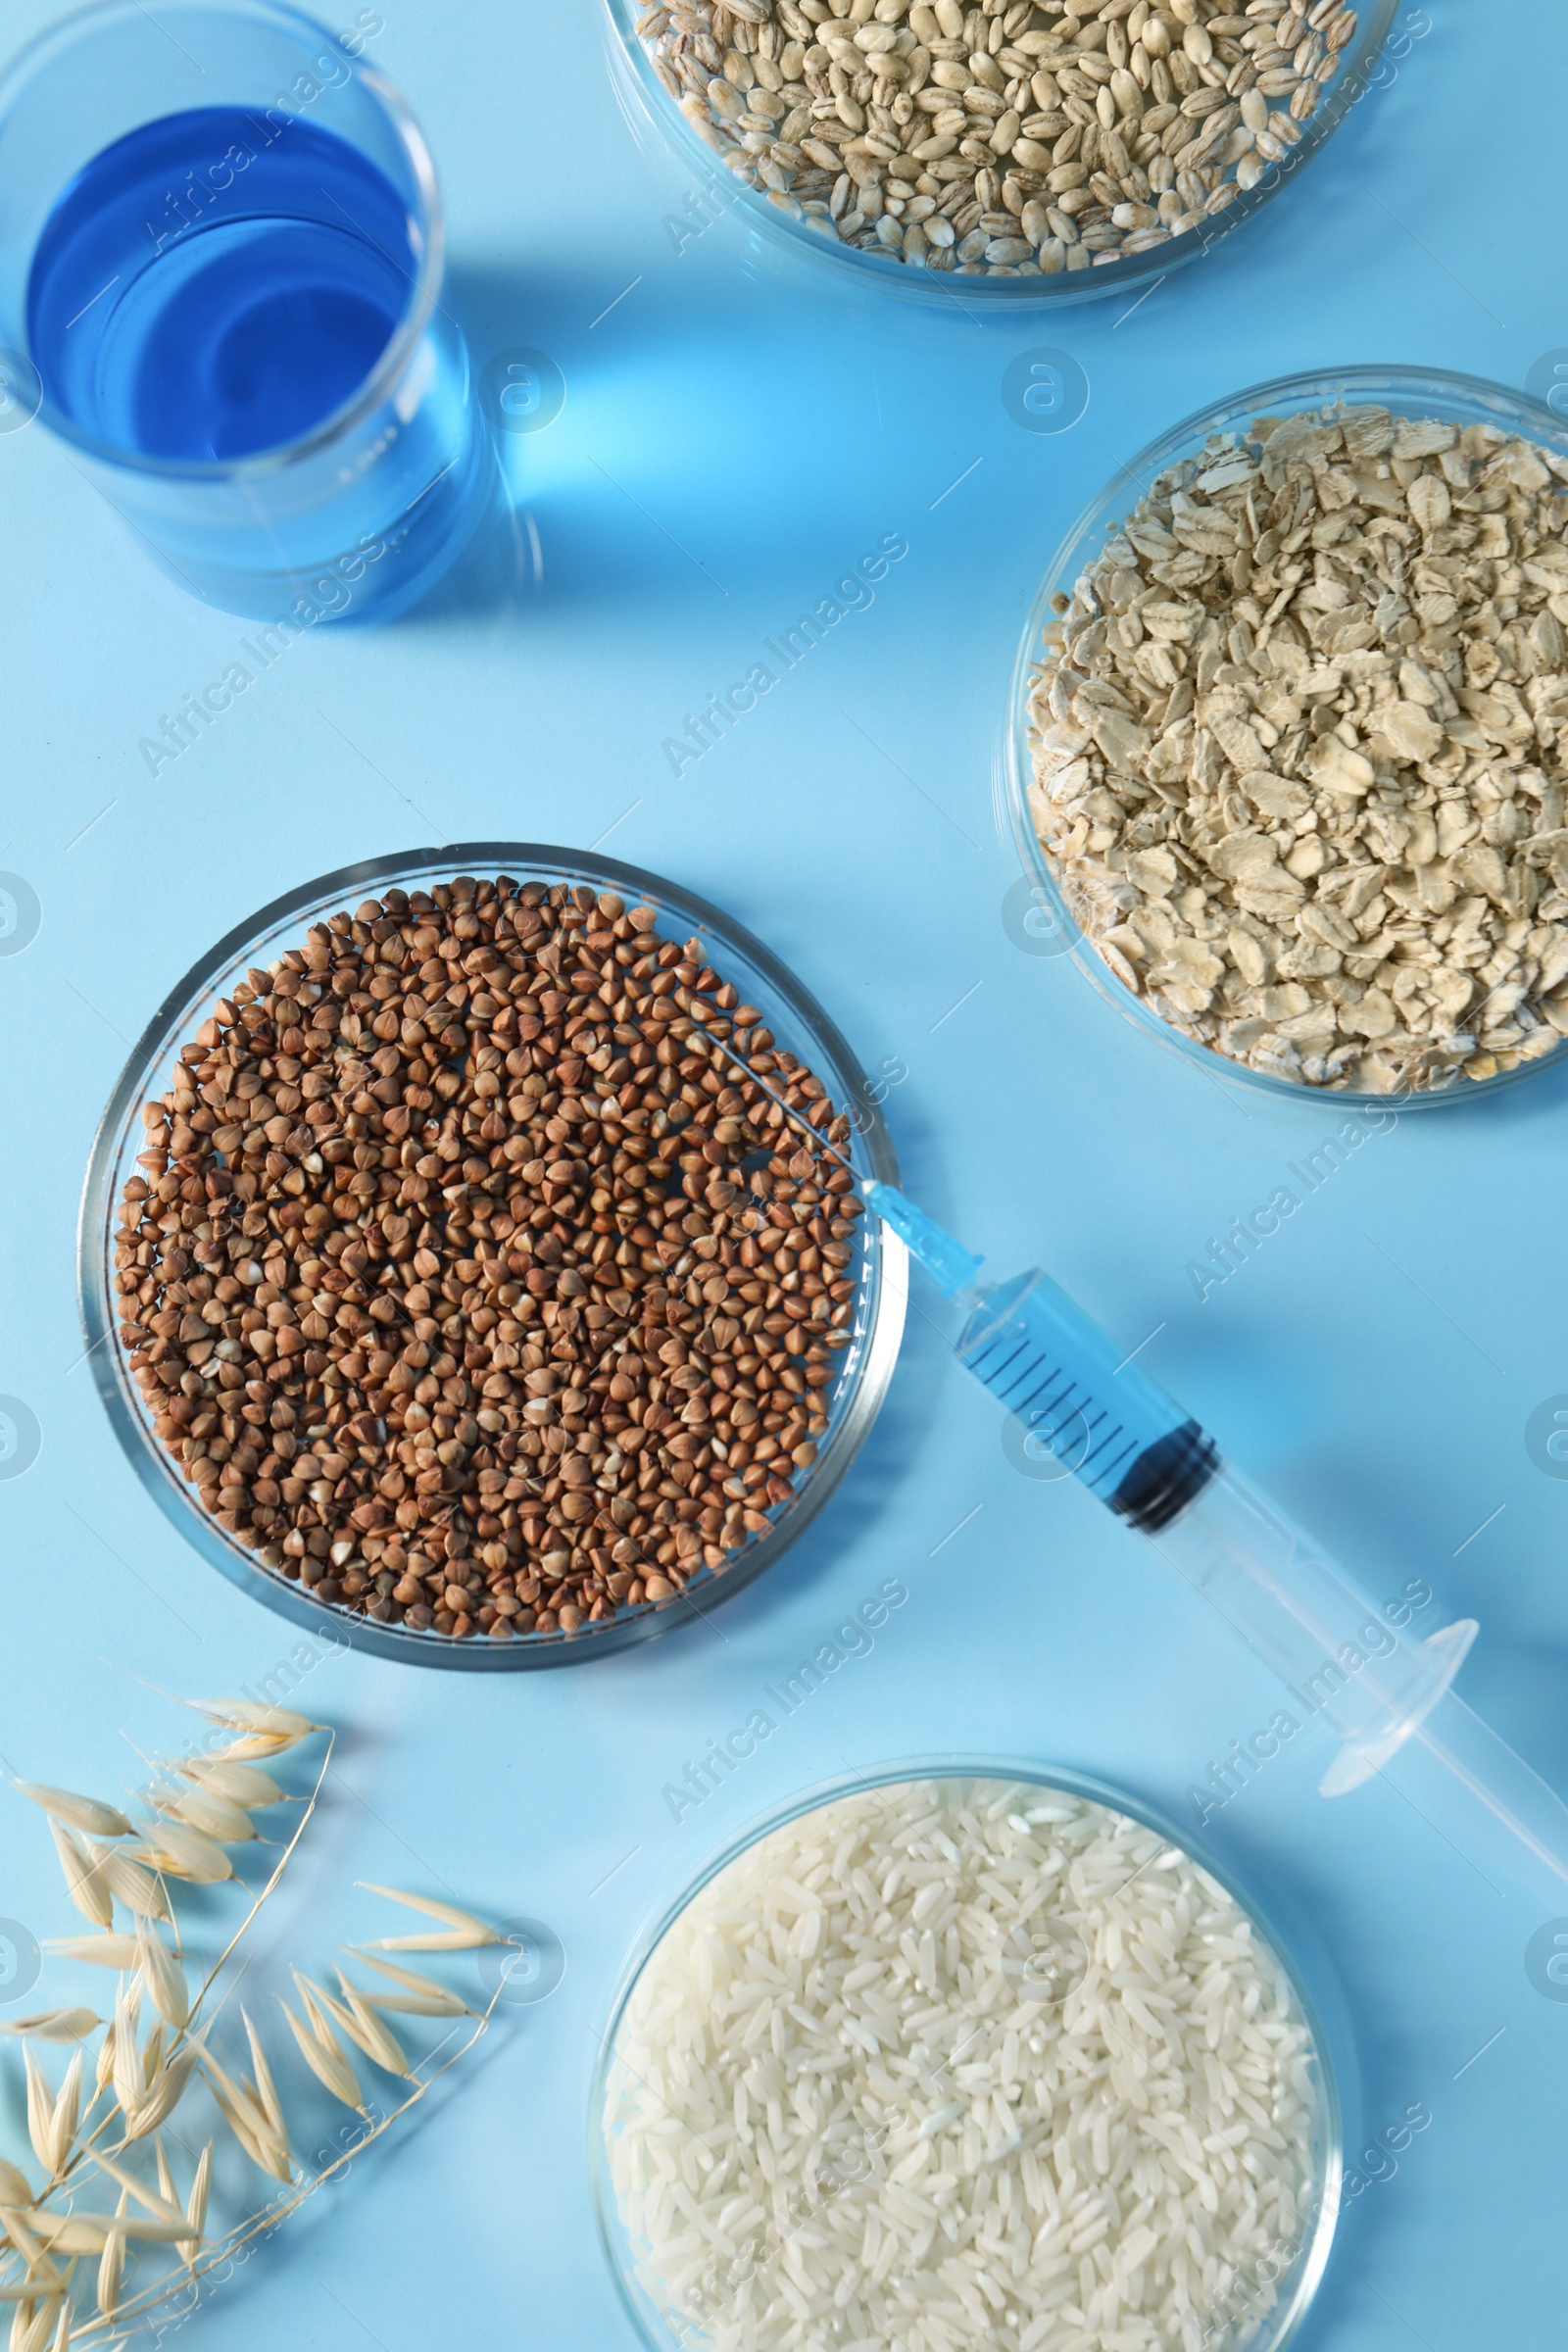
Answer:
top-left (603, 0), bottom-right (1397, 312)
top-left (1002, 365), bottom-right (1568, 1106)
top-left (78, 845), bottom-right (906, 1670)
top-left (594, 1761), bottom-right (1344, 2352)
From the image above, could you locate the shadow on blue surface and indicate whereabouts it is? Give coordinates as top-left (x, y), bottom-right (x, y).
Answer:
top-left (401, 258), bottom-right (867, 631)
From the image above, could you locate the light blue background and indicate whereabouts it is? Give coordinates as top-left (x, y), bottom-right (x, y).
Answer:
top-left (1, 1), bottom-right (1566, 2344)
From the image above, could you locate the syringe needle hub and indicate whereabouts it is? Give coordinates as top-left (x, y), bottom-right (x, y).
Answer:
top-left (862, 1182), bottom-right (986, 1305)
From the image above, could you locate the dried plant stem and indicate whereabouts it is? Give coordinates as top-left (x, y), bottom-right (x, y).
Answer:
top-left (188, 1732), bottom-right (335, 2015)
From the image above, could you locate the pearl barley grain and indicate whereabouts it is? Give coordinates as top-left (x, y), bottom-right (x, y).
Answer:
top-left (632, 0), bottom-right (1357, 275)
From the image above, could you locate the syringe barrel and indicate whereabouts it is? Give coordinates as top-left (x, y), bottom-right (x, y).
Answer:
top-left (958, 1272), bottom-right (1470, 1784)
top-left (1152, 1458), bottom-right (1466, 1766)
top-left (956, 1268), bottom-right (1216, 1529)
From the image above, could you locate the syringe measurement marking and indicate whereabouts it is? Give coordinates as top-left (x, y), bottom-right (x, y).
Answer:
top-left (974, 1336), bottom-right (1085, 1434)
top-left (970, 1330), bottom-right (1143, 1494)
top-left (1072, 1412), bottom-right (1143, 1488)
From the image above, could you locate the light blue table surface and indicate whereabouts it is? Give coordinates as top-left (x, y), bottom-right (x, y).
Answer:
top-left (1, 0), bottom-right (1566, 2344)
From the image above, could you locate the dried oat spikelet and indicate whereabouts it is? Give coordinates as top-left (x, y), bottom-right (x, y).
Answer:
top-left (29, 2211), bottom-right (197, 2252)
top-left (0, 2012), bottom-right (100, 2046)
top-left (150, 1785), bottom-right (255, 1846)
top-left (7, 2294), bottom-right (67, 2352)
top-left (107, 1981), bottom-right (195, 2141)
top-left (85, 1841), bottom-right (169, 1922)
top-left (343, 1950), bottom-right (470, 2017)
top-left (173, 1756), bottom-right (286, 1809)
top-left (127, 1818), bottom-right (233, 1885)
top-left (199, 2035), bottom-right (291, 2182)
top-left (243, 2013), bottom-right (288, 2147)
top-left (49, 2053), bottom-right (79, 2176)
top-left (40, 1936), bottom-right (139, 1971)
top-left (202, 1731), bottom-right (298, 1763)
top-left (134, 1924), bottom-right (189, 2031)
top-left (280, 1979), bottom-right (365, 2112)
top-left (356, 1884), bottom-right (502, 1951)
top-left (95, 2191), bottom-right (128, 2320)
top-left (20, 2217), bottom-right (105, 2257)
top-left (14, 1786), bottom-right (131, 1840)
top-left (187, 1700), bottom-right (319, 1743)
top-left (109, 1983), bottom-right (144, 2123)
top-left (0, 2159), bottom-right (32, 2208)
top-left (48, 1825), bottom-right (111, 1931)
top-left (24, 2049), bottom-right (80, 2179)
top-left (154, 2134), bottom-right (177, 2217)
top-left (94, 1979), bottom-right (138, 2099)
top-left (315, 1978), bottom-right (413, 2080)
top-left (120, 2046), bottom-right (198, 2144)
top-left (184, 2141), bottom-right (212, 2250)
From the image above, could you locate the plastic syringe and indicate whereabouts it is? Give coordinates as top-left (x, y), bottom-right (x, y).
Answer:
top-left (864, 1180), bottom-right (1568, 1893)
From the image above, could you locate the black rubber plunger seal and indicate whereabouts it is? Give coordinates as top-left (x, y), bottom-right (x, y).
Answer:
top-left (1110, 1420), bottom-right (1219, 1535)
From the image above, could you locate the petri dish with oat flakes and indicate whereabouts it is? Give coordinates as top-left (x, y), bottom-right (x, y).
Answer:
top-left (1004, 366), bottom-right (1568, 1105)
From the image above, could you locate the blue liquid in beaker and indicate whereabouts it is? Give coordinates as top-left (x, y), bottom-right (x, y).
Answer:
top-left (27, 106), bottom-right (414, 462)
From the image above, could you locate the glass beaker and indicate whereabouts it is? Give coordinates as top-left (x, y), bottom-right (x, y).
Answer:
top-left (0, 0), bottom-right (487, 620)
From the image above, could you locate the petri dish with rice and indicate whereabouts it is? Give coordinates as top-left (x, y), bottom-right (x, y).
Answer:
top-left (595, 1761), bottom-right (1345, 2352)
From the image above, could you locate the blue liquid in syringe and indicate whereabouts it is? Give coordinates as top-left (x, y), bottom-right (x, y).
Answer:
top-left (27, 107), bottom-right (415, 461)
top-left (864, 1183), bottom-right (1218, 1533)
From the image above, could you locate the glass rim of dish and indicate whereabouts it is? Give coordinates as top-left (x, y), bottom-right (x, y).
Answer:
top-left (0, 0), bottom-right (445, 481)
top-left (591, 1753), bottom-right (1345, 2352)
top-left (1003, 361), bottom-right (1568, 1109)
top-left (77, 841), bottom-right (908, 1672)
top-left (601, 0), bottom-right (1399, 312)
